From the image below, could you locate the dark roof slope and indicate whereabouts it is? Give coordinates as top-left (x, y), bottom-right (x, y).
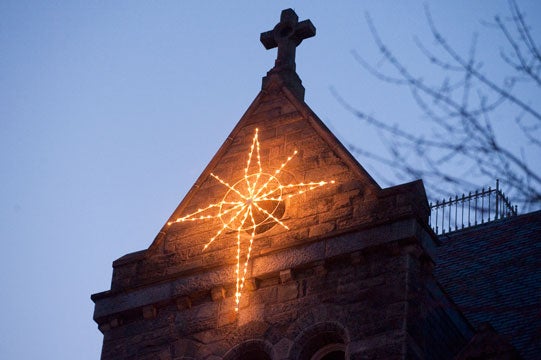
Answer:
top-left (455, 322), bottom-right (521, 360)
top-left (435, 210), bottom-right (541, 360)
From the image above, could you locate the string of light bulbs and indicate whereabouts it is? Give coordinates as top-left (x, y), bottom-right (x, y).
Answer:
top-left (168, 128), bottom-right (335, 311)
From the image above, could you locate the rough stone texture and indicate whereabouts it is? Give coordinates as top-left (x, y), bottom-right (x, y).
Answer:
top-left (93, 209), bottom-right (471, 359)
top-left (97, 235), bottom-right (458, 359)
top-left (92, 22), bottom-right (475, 358)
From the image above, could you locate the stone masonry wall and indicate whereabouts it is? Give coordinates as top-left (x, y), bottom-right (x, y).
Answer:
top-left (100, 237), bottom-right (412, 359)
top-left (107, 86), bottom-right (429, 294)
top-left (96, 221), bottom-right (470, 359)
top-left (93, 81), bottom-right (471, 359)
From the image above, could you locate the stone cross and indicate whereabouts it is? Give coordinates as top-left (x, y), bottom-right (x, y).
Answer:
top-left (260, 9), bottom-right (316, 72)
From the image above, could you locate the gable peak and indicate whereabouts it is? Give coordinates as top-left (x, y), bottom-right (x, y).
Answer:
top-left (260, 9), bottom-right (316, 101)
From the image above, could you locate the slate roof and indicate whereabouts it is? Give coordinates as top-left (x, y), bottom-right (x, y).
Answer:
top-left (435, 210), bottom-right (541, 360)
top-left (454, 322), bottom-right (521, 360)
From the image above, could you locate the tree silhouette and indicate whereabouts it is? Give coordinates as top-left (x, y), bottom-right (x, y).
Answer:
top-left (337, 0), bottom-right (540, 211)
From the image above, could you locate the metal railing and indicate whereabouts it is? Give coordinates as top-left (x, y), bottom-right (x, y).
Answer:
top-left (429, 180), bottom-right (518, 235)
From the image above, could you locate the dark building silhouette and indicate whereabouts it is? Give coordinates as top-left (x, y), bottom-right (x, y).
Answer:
top-left (92, 9), bottom-right (540, 360)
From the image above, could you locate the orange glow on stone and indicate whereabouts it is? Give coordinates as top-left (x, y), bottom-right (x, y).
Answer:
top-left (168, 128), bottom-right (334, 311)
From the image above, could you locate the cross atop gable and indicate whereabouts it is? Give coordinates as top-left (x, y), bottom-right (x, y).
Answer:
top-left (260, 8), bottom-right (316, 72)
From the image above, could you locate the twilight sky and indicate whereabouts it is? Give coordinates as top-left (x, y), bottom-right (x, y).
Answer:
top-left (1, 1), bottom-right (539, 359)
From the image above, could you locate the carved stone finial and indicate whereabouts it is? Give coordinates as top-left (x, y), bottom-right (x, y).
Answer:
top-left (260, 9), bottom-right (316, 100)
top-left (260, 9), bottom-right (316, 72)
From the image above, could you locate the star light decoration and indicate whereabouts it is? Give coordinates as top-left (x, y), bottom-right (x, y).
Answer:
top-left (168, 128), bottom-right (335, 311)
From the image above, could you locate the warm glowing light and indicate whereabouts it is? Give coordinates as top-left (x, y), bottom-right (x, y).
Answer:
top-left (168, 128), bottom-right (334, 310)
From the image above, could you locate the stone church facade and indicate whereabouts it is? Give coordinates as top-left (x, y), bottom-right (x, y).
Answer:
top-left (92, 9), bottom-right (536, 360)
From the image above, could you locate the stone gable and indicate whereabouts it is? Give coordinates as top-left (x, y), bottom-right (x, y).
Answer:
top-left (92, 9), bottom-right (481, 360)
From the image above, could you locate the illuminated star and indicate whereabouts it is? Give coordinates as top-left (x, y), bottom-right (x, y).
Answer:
top-left (168, 128), bottom-right (334, 310)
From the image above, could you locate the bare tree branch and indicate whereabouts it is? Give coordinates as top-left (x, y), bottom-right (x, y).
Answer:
top-left (339, 0), bottom-right (540, 210)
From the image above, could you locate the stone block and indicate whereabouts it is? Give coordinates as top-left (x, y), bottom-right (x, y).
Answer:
top-left (251, 285), bottom-right (278, 305)
top-left (277, 282), bottom-right (299, 302)
top-left (265, 307), bottom-right (299, 327)
top-left (313, 261), bottom-right (327, 276)
top-left (276, 118), bottom-right (308, 136)
top-left (194, 302), bottom-right (218, 321)
top-left (109, 318), bottom-right (121, 328)
top-left (176, 296), bottom-right (192, 310)
top-left (253, 241), bottom-right (325, 277)
top-left (217, 309), bottom-right (237, 327)
top-left (192, 329), bottom-right (219, 345)
top-left (142, 305), bottom-right (157, 319)
top-left (274, 338), bottom-right (293, 359)
top-left (317, 197), bottom-right (334, 213)
top-left (308, 221), bottom-right (336, 238)
top-left (211, 286), bottom-right (226, 301)
top-left (244, 278), bottom-right (260, 291)
top-left (280, 269), bottom-right (293, 283)
top-left (324, 205), bottom-right (354, 222)
top-left (333, 192), bottom-right (353, 208)
top-left (98, 323), bottom-right (111, 332)
top-left (350, 251), bottom-right (363, 264)
top-left (172, 339), bottom-right (199, 358)
top-left (238, 303), bottom-right (265, 327)
top-left (305, 164), bottom-right (349, 180)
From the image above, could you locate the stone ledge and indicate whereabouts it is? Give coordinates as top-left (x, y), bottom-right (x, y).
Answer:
top-left (93, 218), bottom-right (432, 326)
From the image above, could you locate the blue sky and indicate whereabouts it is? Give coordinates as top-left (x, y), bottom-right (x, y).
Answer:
top-left (1, 1), bottom-right (539, 359)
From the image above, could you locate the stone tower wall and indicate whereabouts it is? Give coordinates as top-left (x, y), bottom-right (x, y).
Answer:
top-left (92, 62), bottom-right (472, 360)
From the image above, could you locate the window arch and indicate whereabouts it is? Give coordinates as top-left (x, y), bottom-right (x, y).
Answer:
top-left (223, 339), bottom-right (273, 360)
top-left (290, 322), bottom-right (348, 360)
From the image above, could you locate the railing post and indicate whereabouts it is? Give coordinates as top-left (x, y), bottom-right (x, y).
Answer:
top-left (495, 179), bottom-right (500, 220)
top-left (481, 187), bottom-right (485, 224)
top-left (468, 192), bottom-right (471, 227)
top-left (442, 199), bottom-right (446, 234)
top-left (435, 200), bottom-right (439, 234)
top-left (488, 186), bottom-right (492, 222)
top-left (448, 196), bottom-right (452, 233)
top-left (474, 190), bottom-right (478, 226)
top-left (454, 195), bottom-right (458, 232)
top-left (461, 193), bottom-right (465, 230)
